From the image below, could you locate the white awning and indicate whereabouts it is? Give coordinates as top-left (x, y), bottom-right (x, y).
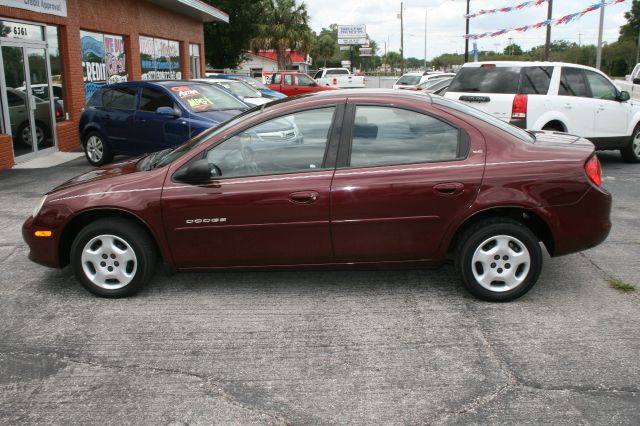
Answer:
top-left (147, 0), bottom-right (229, 23)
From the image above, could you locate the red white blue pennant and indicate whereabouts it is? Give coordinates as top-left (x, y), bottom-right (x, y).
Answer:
top-left (465, 0), bottom-right (548, 20)
top-left (466, 0), bottom-right (625, 40)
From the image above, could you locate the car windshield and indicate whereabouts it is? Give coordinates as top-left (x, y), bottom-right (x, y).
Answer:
top-left (217, 81), bottom-right (261, 98)
top-left (166, 83), bottom-right (247, 112)
top-left (432, 96), bottom-right (535, 143)
top-left (396, 75), bottom-right (421, 85)
top-left (239, 77), bottom-right (269, 90)
top-left (149, 108), bottom-right (264, 169)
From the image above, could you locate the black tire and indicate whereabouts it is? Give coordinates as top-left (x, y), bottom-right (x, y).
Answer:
top-left (542, 123), bottom-right (564, 132)
top-left (83, 131), bottom-right (113, 166)
top-left (455, 218), bottom-right (543, 302)
top-left (17, 121), bottom-right (48, 147)
top-left (70, 218), bottom-right (156, 297)
top-left (621, 124), bottom-right (640, 163)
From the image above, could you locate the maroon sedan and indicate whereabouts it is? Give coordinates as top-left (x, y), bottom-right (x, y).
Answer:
top-left (23, 90), bottom-right (611, 301)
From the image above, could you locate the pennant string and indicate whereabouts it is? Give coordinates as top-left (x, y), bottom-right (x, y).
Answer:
top-left (466, 0), bottom-right (548, 19)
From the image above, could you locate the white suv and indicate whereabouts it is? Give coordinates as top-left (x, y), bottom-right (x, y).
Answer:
top-left (445, 61), bottom-right (640, 163)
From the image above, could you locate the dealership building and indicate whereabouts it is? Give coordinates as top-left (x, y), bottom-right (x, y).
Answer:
top-left (0, 0), bottom-right (228, 169)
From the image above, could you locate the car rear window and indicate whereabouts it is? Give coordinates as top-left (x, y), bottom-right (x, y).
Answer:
top-left (326, 69), bottom-right (349, 75)
top-left (396, 75), bottom-right (421, 85)
top-left (167, 83), bottom-right (247, 112)
top-left (448, 66), bottom-right (520, 94)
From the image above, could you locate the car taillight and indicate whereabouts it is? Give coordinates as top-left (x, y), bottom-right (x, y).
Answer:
top-left (585, 155), bottom-right (602, 187)
top-left (511, 94), bottom-right (527, 119)
top-left (333, 78), bottom-right (337, 85)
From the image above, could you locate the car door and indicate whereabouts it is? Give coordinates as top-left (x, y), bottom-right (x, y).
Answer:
top-left (552, 67), bottom-right (595, 136)
top-left (330, 103), bottom-right (485, 262)
top-left (294, 74), bottom-right (318, 95)
top-left (161, 104), bottom-right (344, 268)
top-left (99, 86), bottom-right (137, 153)
top-left (583, 69), bottom-right (628, 140)
top-left (134, 86), bottom-right (189, 152)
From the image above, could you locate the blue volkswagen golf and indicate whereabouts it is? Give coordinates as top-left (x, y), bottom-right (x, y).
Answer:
top-left (79, 80), bottom-right (250, 166)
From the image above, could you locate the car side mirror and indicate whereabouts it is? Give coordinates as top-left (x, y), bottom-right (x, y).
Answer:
top-left (634, 78), bottom-right (640, 85)
top-left (174, 158), bottom-right (214, 183)
top-left (156, 106), bottom-right (181, 117)
top-left (618, 91), bottom-right (631, 102)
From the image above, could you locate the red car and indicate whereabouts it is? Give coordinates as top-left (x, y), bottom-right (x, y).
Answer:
top-left (265, 72), bottom-right (337, 96)
top-left (23, 90), bottom-right (611, 301)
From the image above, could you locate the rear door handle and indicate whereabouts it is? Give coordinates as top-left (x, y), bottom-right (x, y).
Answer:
top-left (289, 190), bottom-right (319, 204)
top-left (434, 182), bottom-right (464, 196)
top-left (597, 105), bottom-right (606, 111)
top-left (563, 104), bottom-right (573, 109)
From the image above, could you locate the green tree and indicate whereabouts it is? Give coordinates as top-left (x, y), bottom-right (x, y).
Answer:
top-left (203, 0), bottom-right (264, 69)
top-left (313, 34), bottom-right (336, 67)
top-left (504, 43), bottom-right (523, 56)
top-left (382, 51), bottom-right (402, 72)
top-left (251, 0), bottom-right (315, 70)
top-left (619, 0), bottom-right (640, 42)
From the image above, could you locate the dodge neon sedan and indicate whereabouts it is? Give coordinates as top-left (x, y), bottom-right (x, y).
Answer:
top-left (23, 90), bottom-right (612, 302)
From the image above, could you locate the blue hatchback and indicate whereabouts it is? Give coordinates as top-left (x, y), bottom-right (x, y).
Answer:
top-left (79, 80), bottom-right (250, 166)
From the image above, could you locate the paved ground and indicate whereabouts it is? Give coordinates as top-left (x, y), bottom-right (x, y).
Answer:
top-left (0, 152), bottom-right (638, 425)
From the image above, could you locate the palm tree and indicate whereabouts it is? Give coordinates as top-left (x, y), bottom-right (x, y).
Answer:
top-left (251, 0), bottom-right (315, 70)
top-left (313, 34), bottom-right (336, 68)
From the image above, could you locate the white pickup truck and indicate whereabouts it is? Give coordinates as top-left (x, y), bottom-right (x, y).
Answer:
top-left (313, 68), bottom-right (365, 88)
top-left (445, 61), bottom-right (640, 162)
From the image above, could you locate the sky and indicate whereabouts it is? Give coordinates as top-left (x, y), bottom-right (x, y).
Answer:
top-left (302, 0), bottom-right (634, 60)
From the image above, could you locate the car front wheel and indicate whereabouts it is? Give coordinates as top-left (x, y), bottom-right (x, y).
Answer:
top-left (621, 124), bottom-right (640, 163)
top-left (456, 219), bottom-right (543, 302)
top-left (71, 218), bottom-right (156, 297)
top-left (84, 131), bottom-right (112, 166)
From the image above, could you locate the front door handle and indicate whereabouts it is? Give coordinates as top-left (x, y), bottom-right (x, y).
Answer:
top-left (434, 182), bottom-right (464, 196)
top-left (289, 190), bottom-right (319, 204)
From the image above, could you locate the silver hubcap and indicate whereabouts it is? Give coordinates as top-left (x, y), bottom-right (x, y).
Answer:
top-left (80, 234), bottom-right (137, 290)
top-left (633, 133), bottom-right (640, 157)
top-left (86, 136), bottom-right (104, 163)
top-left (21, 125), bottom-right (43, 147)
top-left (471, 235), bottom-right (531, 292)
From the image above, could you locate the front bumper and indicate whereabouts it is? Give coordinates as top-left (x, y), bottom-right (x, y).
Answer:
top-left (22, 206), bottom-right (70, 268)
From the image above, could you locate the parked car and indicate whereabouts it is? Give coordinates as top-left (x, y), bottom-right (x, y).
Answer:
top-left (313, 68), bottom-right (365, 88)
top-left (393, 72), bottom-right (456, 90)
top-left (265, 72), bottom-right (337, 96)
top-left (6, 87), bottom-right (63, 147)
top-left (207, 74), bottom-right (287, 100)
top-left (78, 80), bottom-right (249, 166)
top-left (24, 90), bottom-right (611, 302)
top-left (195, 78), bottom-right (271, 106)
top-left (399, 77), bottom-right (453, 93)
top-left (445, 61), bottom-right (640, 162)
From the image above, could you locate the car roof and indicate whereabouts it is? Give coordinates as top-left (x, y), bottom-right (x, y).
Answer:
top-left (461, 61), bottom-right (598, 70)
top-left (285, 88), bottom-right (433, 102)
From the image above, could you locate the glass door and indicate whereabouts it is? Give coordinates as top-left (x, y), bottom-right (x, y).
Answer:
top-left (1, 45), bottom-right (56, 159)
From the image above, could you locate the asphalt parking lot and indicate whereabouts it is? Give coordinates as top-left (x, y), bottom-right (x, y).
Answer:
top-left (0, 153), bottom-right (638, 425)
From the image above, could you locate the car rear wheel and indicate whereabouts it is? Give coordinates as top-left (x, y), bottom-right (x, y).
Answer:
top-left (621, 124), bottom-right (640, 163)
top-left (18, 122), bottom-right (47, 147)
top-left (456, 219), bottom-right (542, 302)
top-left (71, 218), bottom-right (156, 297)
top-left (84, 131), bottom-right (112, 166)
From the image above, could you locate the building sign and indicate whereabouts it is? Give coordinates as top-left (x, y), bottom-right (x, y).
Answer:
top-left (2, 0), bottom-right (67, 17)
top-left (337, 25), bottom-right (367, 39)
top-left (0, 20), bottom-right (44, 41)
top-left (140, 36), bottom-right (181, 80)
top-left (338, 38), bottom-right (367, 45)
top-left (359, 48), bottom-right (372, 57)
top-left (81, 31), bottom-right (128, 100)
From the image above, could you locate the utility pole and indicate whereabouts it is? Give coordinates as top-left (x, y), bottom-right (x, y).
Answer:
top-left (400, 2), bottom-right (404, 74)
top-left (464, 0), bottom-right (470, 62)
top-left (596, 0), bottom-right (606, 69)
top-left (578, 32), bottom-right (582, 47)
top-left (424, 9), bottom-right (427, 70)
top-left (636, 27), bottom-right (640, 65)
top-left (544, 0), bottom-right (553, 61)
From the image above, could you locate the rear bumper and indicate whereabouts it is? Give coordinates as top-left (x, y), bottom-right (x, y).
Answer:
top-left (543, 186), bottom-right (612, 257)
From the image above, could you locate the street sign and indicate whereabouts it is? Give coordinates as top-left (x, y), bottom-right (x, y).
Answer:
top-left (337, 25), bottom-right (366, 39)
top-left (339, 46), bottom-right (350, 51)
top-left (338, 37), bottom-right (367, 45)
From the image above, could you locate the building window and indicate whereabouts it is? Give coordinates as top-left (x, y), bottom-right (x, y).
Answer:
top-left (80, 30), bottom-right (128, 101)
top-left (46, 26), bottom-right (66, 119)
top-left (140, 36), bottom-right (181, 80)
top-left (189, 43), bottom-right (201, 78)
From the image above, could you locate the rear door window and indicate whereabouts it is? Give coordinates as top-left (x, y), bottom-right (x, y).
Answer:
top-left (448, 67), bottom-right (520, 94)
top-left (520, 66), bottom-right (553, 95)
top-left (102, 87), bottom-right (137, 110)
top-left (272, 73), bottom-right (281, 84)
top-left (559, 67), bottom-right (589, 97)
top-left (284, 74), bottom-right (293, 86)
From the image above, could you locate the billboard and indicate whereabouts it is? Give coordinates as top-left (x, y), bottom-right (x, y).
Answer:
top-left (337, 25), bottom-right (366, 39)
top-left (81, 31), bottom-right (127, 100)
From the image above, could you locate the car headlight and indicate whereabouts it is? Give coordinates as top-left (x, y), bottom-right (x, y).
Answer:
top-left (32, 195), bottom-right (47, 218)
